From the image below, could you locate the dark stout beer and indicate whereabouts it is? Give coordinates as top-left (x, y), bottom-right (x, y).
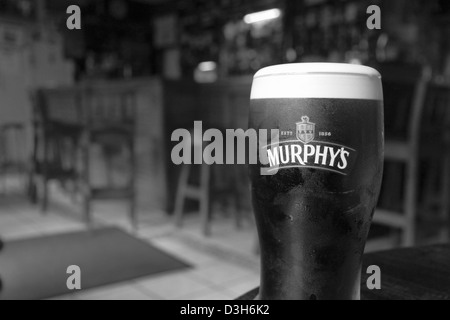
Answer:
top-left (249, 63), bottom-right (384, 300)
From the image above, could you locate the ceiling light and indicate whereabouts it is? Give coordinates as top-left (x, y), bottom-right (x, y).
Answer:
top-left (244, 9), bottom-right (281, 24)
top-left (198, 61), bottom-right (217, 72)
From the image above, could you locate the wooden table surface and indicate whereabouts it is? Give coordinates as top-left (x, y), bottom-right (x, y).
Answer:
top-left (237, 244), bottom-right (450, 300)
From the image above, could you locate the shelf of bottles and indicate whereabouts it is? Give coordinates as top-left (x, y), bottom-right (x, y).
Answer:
top-left (178, 0), bottom-right (283, 77)
top-left (176, 0), bottom-right (449, 77)
top-left (0, 0), bottom-right (36, 21)
top-left (178, 0), bottom-right (222, 77)
top-left (288, 0), bottom-right (382, 65)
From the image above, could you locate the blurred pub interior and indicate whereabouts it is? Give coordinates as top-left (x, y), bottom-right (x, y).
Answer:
top-left (0, 0), bottom-right (450, 300)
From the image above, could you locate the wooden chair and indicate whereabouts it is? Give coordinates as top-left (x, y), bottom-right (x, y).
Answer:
top-left (418, 81), bottom-right (450, 243)
top-left (371, 63), bottom-right (430, 248)
top-left (81, 86), bottom-right (137, 228)
top-left (29, 88), bottom-right (84, 212)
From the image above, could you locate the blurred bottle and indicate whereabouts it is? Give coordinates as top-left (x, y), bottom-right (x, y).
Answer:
top-left (376, 33), bottom-right (400, 63)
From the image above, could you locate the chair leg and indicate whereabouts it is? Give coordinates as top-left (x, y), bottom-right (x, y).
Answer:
top-left (403, 158), bottom-right (418, 247)
top-left (200, 164), bottom-right (211, 236)
top-left (30, 123), bottom-right (40, 204)
top-left (83, 173), bottom-right (92, 226)
top-left (128, 170), bottom-right (137, 228)
top-left (129, 141), bottom-right (137, 230)
top-left (41, 178), bottom-right (49, 214)
top-left (0, 127), bottom-right (5, 195)
top-left (28, 179), bottom-right (37, 204)
top-left (84, 196), bottom-right (92, 226)
top-left (105, 153), bottom-right (114, 187)
top-left (41, 134), bottom-right (49, 214)
top-left (18, 127), bottom-right (28, 196)
top-left (0, 169), bottom-right (5, 195)
top-left (174, 165), bottom-right (191, 228)
top-left (82, 136), bottom-right (92, 227)
top-left (440, 152), bottom-right (450, 242)
top-left (129, 196), bottom-right (137, 231)
top-left (233, 165), bottom-right (243, 230)
top-left (70, 180), bottom-right (79, 205)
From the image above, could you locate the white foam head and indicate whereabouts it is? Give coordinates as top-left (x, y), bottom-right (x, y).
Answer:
top-left (251, 63), bottom-right (383, 100)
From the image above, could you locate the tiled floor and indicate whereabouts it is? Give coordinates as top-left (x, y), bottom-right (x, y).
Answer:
top-left (3, 180), bottom-right (442, 300)
top-left (0, 187), bottom-right (260, 300)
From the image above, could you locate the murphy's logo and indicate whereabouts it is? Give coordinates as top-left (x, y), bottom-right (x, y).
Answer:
top-left (265, 116), bottom-right (356, 176)
top-left (296, 116), bottom-right (315, 144)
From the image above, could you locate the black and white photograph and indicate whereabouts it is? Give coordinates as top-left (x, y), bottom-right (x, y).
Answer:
top-left (0, 0), bottom-right (450, 303)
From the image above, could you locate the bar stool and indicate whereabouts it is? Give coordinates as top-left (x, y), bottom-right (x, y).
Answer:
top-left (173, 130), bottom-right (249, 236)
top-left (174, 161), bottom-right (212, 235)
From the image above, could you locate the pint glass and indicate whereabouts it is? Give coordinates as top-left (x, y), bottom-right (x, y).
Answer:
top-left (249, 63), bottom-right (384, 300)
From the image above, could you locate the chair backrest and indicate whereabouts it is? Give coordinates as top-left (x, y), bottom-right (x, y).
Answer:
top-left (376, 63), bottom-right (430, 143)
top-left (374, 63), bottom-right (430, 214)
top-left (30, 88), bottom-right (84, 172)
top-left (32, 88), bottom-right (83, 126)
top-left (421, 80), bottom-right (450, 140)
top-left (83, 85), bottom-right (137, 129)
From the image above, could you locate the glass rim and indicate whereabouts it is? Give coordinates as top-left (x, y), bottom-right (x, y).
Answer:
top-left (254, 63), bottom-right (382, 80)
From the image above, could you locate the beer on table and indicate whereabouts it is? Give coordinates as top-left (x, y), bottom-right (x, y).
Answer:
top-left (249, 63), bottom-right (384, 300)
